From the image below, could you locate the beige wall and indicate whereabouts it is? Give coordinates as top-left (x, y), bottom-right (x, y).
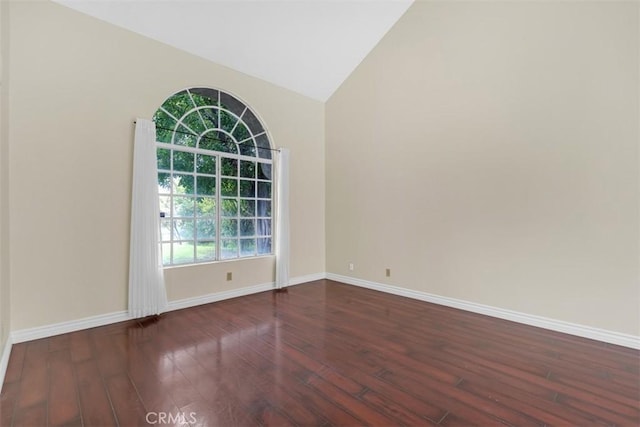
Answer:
top-left (0, 0), bottom-right (10, 347)
top-left (5, 0), bottom-right (638, 339)
top-left (8, 0), bottom-right (325, 330)
top-left (326, 1), bottom-right (639, 335)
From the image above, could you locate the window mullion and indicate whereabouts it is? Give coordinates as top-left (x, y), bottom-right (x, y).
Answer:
top-left (192, 150), bottom-right (197, 264)
top-left (169, 147), bottom-right (175, 265)
top-left (216, 153), bottom-right (221, 261)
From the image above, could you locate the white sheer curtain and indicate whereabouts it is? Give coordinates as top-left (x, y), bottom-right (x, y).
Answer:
top-left (275, 148), bottom-right (290, 289)
top-left (129, 119), bottom-right (168, 318)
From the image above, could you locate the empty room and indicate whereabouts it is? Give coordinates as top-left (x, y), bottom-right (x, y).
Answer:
top-left (0, 0), bottom-right (638, 425)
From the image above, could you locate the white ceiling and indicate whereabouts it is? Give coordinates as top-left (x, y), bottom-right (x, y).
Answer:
top-left (53, 0), bottom-right (414, 101)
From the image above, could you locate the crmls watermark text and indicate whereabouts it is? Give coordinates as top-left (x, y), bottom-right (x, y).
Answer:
top-left (146, 412), bottom-right (197, 425)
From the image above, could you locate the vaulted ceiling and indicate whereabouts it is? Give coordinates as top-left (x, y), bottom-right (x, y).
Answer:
top-left (53, 0), bottom-right (414, 101)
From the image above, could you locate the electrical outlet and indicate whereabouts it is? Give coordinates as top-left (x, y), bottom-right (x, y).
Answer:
top-left (385, 268), bottom-right (391, 277)
top-left (348, 263), bottom-right (354, 271)
top-left (226, 272), bottom-right (233, 281)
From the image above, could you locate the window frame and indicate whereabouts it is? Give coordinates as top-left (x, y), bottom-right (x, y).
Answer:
top-left (155, 88), bottom-right (274, 267)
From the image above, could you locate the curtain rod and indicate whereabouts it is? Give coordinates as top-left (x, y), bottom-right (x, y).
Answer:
top-left (133, 121), bottom-right (280, 153)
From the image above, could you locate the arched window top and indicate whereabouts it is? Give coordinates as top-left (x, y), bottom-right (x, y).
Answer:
top-left (153, 87), bottom-right (272, 160)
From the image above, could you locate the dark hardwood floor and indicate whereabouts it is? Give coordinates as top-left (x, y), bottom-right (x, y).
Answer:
top-left (1, 280), bottom-right (638, 426)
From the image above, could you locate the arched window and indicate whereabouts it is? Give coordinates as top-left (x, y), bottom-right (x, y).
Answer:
top-left (154, 88), bottom-right (273, 266)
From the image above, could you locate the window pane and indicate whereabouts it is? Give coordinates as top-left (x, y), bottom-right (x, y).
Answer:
top-left (159, 196), bottom-right (171, 216)
top-left (221, 199), bottom-right (238, 217)
top-left (232, 122), bottom-right (250, 142)
top-left (153, 109), bottom-right (177, 144)
top-left (257, 219), bottom-right (271, 236)
top-left (173, 196), bottom-right (195, 217)
top-left (240, 239), bottom-right (256, 257)
top-left (173, 151), bottom-right (194, 173)
top-left (258, 182), bottom-right (271, 198)
top-left (239, 139), bottom-right (256, 157)
top-left (221, 158), bottom-right (237, 177)
top-left (196, 176), bottom-right (216, 196)
top-left (256, 133), bottom-right (271, 159)
top-left (198, 133), bottom-right (217, 151)
top-left (241, 109), bottom-right (264, 136)
top-left (239, 180), bottom-right (255, 197)
top-left (189, 88), bottom-right (218, 107)
top-left (161, 90), bottom-right (191, 119)
top-left (219, 109), bottom-right (238, 134)
top-left (258, 163), bottom-right (272, 180)
top-left (221, 239), bottom-right (238, 260)
top-left (239, 161), bottom-right (255, 178)
top-left (174, 124), bottom-right (197, 147)
top-left (200, 131), bottom-right (235, 153)
top-left (173, 219), bottom-right (194, 240)
top-left (172, 242), bottom-right (195, 264)
top-left (196, 241), bottom-right (216, 262)
top-left (221, 178), bottom-right (237, 197)
top-left (196, 219), bottom-right (215, 240)
top-left (221, 219), bottom-right (238, 237)
top-left (257, 200), bottom-right (271, 217)
top-left (158, 173), bottom-right (171, 194)
top-left (239, 199), bottom-right (255, 217)
top-left (240, 219), bottom-right (255, 237)
top-left (199, 108), bottom-right (217, 129)
top-left (196, 197), bottom-right (216, 217)
top-left (257, 238), bottom-right (272, 255)
top-left (174, 174), bottom-right (194, 194)
top-left (161, 243), bottom-right (171, 265)
top-left (220, 92), bottom-right (245, 117)
top-left (196, 154), bottom-right (216, 175)
top-left (160, 219), bottom-right (171, 241)
top-left (182, 111), bottom-right (206, 135)
top-left (157, 148), bottom-right (171, 170)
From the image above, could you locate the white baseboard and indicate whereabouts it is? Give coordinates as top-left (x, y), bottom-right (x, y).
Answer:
top-left (166, 282), bottom-right (275, 312)
top-left (326, 273), bottom-right (640, 350)
top-left (167, 273), bottom-right (326, 311)
top-left (0, 335), bottom-right (12, 391)
top-left (288, 272), bottom-right (327, 286)
top-left (10, 273), bottom-right (326, 344)
top-left (11, 311), bottom-right (130, 344)
top-left (167, 273), bottom-right (325, 312)
top-left (8, 272), bottom-right (638, 350)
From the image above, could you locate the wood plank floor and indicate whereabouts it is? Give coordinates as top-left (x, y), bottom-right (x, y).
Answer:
top-left (1, 280), bottom-right (638, 426)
